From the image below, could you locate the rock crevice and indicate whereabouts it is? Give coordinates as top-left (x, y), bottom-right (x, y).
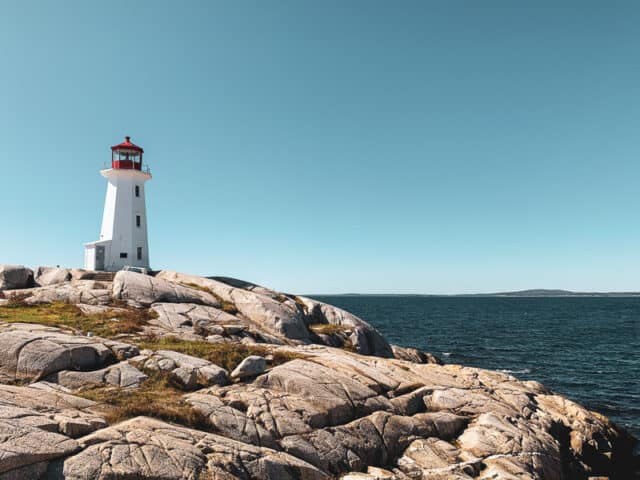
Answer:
top-left (0, 266), bottom-right (635, 479)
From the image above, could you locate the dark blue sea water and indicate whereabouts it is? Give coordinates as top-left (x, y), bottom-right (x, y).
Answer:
top-left (312, 296), bottom-right (640, 446)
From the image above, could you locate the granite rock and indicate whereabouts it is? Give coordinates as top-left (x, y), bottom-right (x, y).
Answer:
top-left (112, 271), bottom-right (221, 308)
top-left (0, 323), bottom-right (125, 382)
top-left (59, 416), bottom-right (329, 480)
top-left (0, 265), bottom-right (34, 291)
top-left (34, 267), bottom-right (72, 287)
top-left (230, 355), bottom-right (266, 379)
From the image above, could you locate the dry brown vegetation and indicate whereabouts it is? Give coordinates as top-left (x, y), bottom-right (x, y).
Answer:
top-left (77, 369), bottom-right (209, 428)
top-left (274, 294), bottom-right (289, 303)
top-left (217, 299), bottom-right (238, 315)
top-left (0, 302), bottom-right (157, 337)
top-left (292, 296), bottom-right (308, 312)
top-left (2, 292), bottom-right (32, 307)
top-left (135, 336), bottom-right (304, 372)
top-left (308, 323), bottom-right (351, 335)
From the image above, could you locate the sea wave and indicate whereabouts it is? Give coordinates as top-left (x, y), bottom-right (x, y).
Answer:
top-left (497, 368), bottom-right (531, 375)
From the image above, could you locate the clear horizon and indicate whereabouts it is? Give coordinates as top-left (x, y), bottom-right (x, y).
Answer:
top-left (2, 1), bottom-right (640, 294)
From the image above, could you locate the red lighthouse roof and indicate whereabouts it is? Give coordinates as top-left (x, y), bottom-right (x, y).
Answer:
top-left (111, 136), bottom-right (144, 153)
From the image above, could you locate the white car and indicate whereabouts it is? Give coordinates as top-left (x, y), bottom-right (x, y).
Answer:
top-left (122, 266), bottom-right (150, 275)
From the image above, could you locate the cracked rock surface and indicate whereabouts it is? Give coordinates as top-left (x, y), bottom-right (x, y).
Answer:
top-left (0, 266), bottom-right (635, 479)
top-left (8, 280), bottom-right (113, 306)
top-left (132, 349), bottom-right (229, 389)
top-left (0, 323), bottom-right (129, 382)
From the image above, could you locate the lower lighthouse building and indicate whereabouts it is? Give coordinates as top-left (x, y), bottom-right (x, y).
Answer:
top-left (84, 136), bottom-right (152, 272)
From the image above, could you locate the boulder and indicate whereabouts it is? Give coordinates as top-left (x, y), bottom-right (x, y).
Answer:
top-left (396, 437), bottom-right (480, 478)
top-left (133, 349), bottom-right (228, 388)
top-left (230, 355), bottom-right (266, 379)
top-left (457, 412), bottom-right (563, 478)
top-left (156, 271), bottom-right (311, 342)
top-left (47, 361), bottom-right (148, 390)
top-left (297, 296), bottom-right (394, 358)
top-left (59, 416), bottom-right (329, 480)
top-left (0, 324), bottom-right (129, 382)
top-left (34, 266), bottom-right (72, 287)
top-left (12, 281), bottom-right (112, 306)
top-left (172, 366), bottom-right (198, 389)
top-left (0, 265), bottom-right (34, 291)
top-left (0, 417), bottom-right (79, 475)
top-left (156, 272), bottom-right (394, 357)
top-left (149, 302), bottom-right (241, 339)
top-left (342, 467), bottom-right (399, 479)
top-left (392, 345), bottom-right (443, 365)
top-left (0, 384), bottom-right (106, 438)
top-left (112, 271), bottom-right (221, 308)
top-left (280, 411), bottom-right (467, 475)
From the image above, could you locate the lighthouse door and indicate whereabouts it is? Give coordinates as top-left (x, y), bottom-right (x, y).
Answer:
top-left (95, 246), bottom-right (105, 271)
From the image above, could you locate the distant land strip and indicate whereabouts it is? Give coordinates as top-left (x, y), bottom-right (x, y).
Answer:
top-left (312, 289), bottom-right (640, 297)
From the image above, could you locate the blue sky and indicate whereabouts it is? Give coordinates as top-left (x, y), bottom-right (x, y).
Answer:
top-left (1, 1), bottom-right (639, 294)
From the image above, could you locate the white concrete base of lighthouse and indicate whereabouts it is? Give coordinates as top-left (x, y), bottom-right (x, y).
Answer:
top-left (85, 168), bottom-right (151, 272)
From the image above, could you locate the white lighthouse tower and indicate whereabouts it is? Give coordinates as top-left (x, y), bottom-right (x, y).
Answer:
top-left (84, 136), bottom-right (152, 272)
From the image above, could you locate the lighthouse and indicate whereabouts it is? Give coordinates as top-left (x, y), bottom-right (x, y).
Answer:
top-left (84, 136), bottom-right (151, 272)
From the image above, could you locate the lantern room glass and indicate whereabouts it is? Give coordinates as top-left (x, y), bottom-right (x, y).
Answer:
top-left (112, 150), bottom-right (142, 163)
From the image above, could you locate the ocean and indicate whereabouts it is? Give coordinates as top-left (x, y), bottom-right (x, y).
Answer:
top-left (311, 295), bottom-right (640, 446)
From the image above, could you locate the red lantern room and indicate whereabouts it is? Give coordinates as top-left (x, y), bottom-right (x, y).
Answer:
top-left (110, 136), bottom-right (145, 170)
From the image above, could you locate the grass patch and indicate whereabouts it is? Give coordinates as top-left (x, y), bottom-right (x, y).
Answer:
top-left (135, 336), bottom-right (304, 372)
top-left (183, 282), bottom-right (211, 294)
top-left (308, 323), bottom-right (351, 335)
top-left (217, 299), bottom-right (238, 315)
top-left (292, 295), bottom-right (308, 312)
top-left (77, 369), bottom-right (209, 428)
top-left (0, 302), bottom-right (157, 338)
top-left (181, 283), bottom-right (239, 315)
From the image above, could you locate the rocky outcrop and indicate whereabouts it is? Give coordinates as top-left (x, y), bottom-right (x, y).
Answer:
top-left (184, 345), bottom-right (636, 478)
top-left (13, 280), bottom-right (113, 306)
top-left (157, 271), bottom-right (312, 342)
top-left (0, 383), bottom-right (107, 437)
top-left (132, 349), bottom-right (228, 389)
top-left (56, 416), bottom-right (330, 480)
top-left (113, 271), bottom-right (221, 308)
top-left (392, 345), bottom-right (443, 365)
top-left (34, 267), bottom-right (73, 287)
top-left (0, 323), bottom-right (137, 383)
top-left (156, 271), bottom-right (393, 357)
top-left (0, 265), bottom-right (635, 478)
top-left (230, 355), bottom-right (266, 379)
top-left (47, 361), bottom-right (148, 390)
top-left (0, 384), bottom-right (107, 476)
top-left (298, 296), bottom-right (394, 358)
top-left (146, 302), bottom-right (280, 344)
top-left (0, 265), bottom-right (34, 291)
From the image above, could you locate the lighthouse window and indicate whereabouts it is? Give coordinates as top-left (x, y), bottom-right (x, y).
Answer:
top-left (136, 215), bottom-right (141, 227)
top-left (137, 247), bottom-right (142, 260)
top-left (120, 252), bottom-right (128, 259)
top-left (135, 186), bottom-right (140, 197)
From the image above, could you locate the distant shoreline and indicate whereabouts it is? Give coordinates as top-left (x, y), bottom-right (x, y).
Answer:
top-left (311, 289), bottom-right (640, 298)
